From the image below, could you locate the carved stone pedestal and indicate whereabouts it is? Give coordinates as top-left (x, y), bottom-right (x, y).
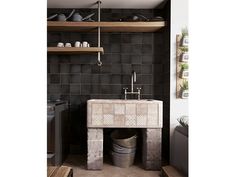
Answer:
top-left (87, 128), bottom-right (103, 170)
top-left (142, 128), bottom-right (162, 170)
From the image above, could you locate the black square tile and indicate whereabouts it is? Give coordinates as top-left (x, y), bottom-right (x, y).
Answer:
top-left (49, 64), bottom-right (59, 73)
top-left (131, 34), bottom-right (143, 44)
top-left (70, 85), bottom-right (81, 94)
top-left (143, 85), bottom-right (153, 95)
top-left (142, 55), bottom-right (153, 64)
top-left (111, 85), bottom-right (122, 94)
top-left (81, 85), bottom-right (91, 95)
top-left (100, 74), bottom-right (111, 84)
top-left (100, 65), bottom-right (111, 73)
top-left (111, 54), bottom-right (121, 63)
top-left (121, 34), bottom-right (131, 43)
top-left (121, 44), bottom-right (132, 54)
top-left (121, 64), bottom-right (132, 74)
top-left (70, 74), bottom-right (81, 83)
top-left (121, 55), bottom-right (131, 63)
top-left (81, 65), bottom-right (92, 73)
top-left (49, 74), bottom-right (60, 84)
top-left (47, 55), bottom-right (60, 64)
top-left (103, 44), bottom-right (111, 53)
top-left (142, 65), bottom-right (153, 74)
top-left (47, 75), bottom-right (50, 84)
top-left (70, 65), bottom-right (81, 73)
top-left (136, 74), bottom-right (142, 84)
top-left (122, 75), bottom-right (130, 84)
top-left (91, 74), bottom-right (100, 84)
top-left (47, 33), bottom-right (61, 43)
top-left (153, 64), bottom-right (163, 74)
top-left (91, 64), bottom-right (101, 73)
top-left (101, 34), bottom-right (110, 45)
top-left (101, 85), bottom-right (111, 94)
top-left (102, 54), bottom-right (112, 64)
top-left (111, 74), bottom-right (122, 84)
top-left (142, 75), bottom-right (153, 85)
top-left (60, 64), bottom-right (70, 73)
top-left (143, 33), bottom-right (153, 44)
top-left (81, 74), bottom-right (91, 84)
top-left (61, 85), bottom-right (69, 93)
top-left (70, 95), bottom-right (82, 105)
top-left (132, 64), bottom-right (141, 74)
top-left (131, 55), bottom-right (142, 64)
top-left (132, 44), bottom-right (142, 54)
top-left (48, 84), bottom-right (60, 93)
top-left (58, 56), bottom-right (70, 64)
top-left (111, 64), bottom-right (122, 74)
top-left (142, 44), bottom-right (153, 54)
top-left (91, 85), bottom-right (101, 94)
top-left (110, 34), bottom-right (121, 43)
top-left (61, 74), bottom-right (70, 84)
top-left (111, 44), bottom-right (121, 53)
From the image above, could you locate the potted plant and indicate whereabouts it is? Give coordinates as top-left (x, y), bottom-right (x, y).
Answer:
top-left (180, 63), bottom-right (189, 78)
top-left (181, 27), bottom-right (188, 46)
top-left (179, 46), bottom-right (188, 62)
top-left (180, 79), bottom-right (189, 99)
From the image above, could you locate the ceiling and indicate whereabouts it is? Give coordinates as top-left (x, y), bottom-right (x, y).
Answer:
top-left (47, 0), bottom-right (166, 9)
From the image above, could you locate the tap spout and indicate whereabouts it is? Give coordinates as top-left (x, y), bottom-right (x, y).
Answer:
top-left (131, 70), bottom-right (136, 93)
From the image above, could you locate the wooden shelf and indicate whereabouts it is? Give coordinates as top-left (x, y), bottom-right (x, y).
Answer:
top-left (47, 21), bottom-right (165, 32)
top-left (47, 47), bottom-right (104, 54)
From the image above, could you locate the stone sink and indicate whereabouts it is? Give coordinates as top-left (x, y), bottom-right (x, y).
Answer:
top-left (87, 99), bottom-right (163, 128)
top-left (87, 99), bottom-right (163, 170)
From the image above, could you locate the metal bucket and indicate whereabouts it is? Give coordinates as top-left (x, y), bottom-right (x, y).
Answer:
top-left (112, 143), bottom-right (136, 154)
top-left (111, 129), bottom-right (137, 148)
top-left (111, 151), bottom-right (135, 168)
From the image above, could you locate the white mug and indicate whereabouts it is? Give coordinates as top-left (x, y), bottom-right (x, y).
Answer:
top-left (65, 43), bottom-right (72, 47)
top-left (75, 41), bottom-right (81, 47)
top-left (57, 42), bottom-right (64, 47)
top-left (82, 41), bottom-right (89, 47)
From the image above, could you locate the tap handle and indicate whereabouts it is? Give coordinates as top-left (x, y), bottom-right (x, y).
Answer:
top-left (123, 87), bottom-right (128, 92)
top-left (123, 88), bottom-right (128, 100)
top-left (137, 87), bottom-right (141, 100)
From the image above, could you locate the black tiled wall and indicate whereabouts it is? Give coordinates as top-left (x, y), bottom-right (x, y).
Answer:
top-left (47, 8), bottom-right (169, 154)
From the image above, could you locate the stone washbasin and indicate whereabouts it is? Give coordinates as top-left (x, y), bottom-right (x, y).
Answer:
top-left (87, 99), bottom-right (163, 128)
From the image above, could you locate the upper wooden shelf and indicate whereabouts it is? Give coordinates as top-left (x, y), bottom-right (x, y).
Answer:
top-left (47, 47), bottom-right (104, 54)
top-left (47, 21), bottom-right (165, 32)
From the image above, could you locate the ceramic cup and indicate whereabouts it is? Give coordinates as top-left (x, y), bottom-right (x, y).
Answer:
top-left (82, 41), bottom-right (89, 47)
top-left (65, 43), bottom-right (72, 47)
top-left (75, 41), bottom-right (81, 47)
top-left (57, 42), bottom-right (64, 47)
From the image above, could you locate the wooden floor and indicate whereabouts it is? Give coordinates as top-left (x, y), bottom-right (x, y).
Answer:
top-left (63, 154), bottom-right (161, 177)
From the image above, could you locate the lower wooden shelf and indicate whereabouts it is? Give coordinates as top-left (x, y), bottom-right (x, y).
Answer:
top-left (47, 47), bottom-right (104, 54)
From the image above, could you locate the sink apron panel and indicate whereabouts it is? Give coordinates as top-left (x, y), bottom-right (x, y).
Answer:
top-left (87, 99), bottom-right (163, 128)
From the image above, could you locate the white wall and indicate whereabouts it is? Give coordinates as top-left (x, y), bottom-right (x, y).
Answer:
top-left (170, 0), bottom-right (188, 165)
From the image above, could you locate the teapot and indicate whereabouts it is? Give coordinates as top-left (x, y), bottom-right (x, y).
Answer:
top-left (72, 13), bottom-right (83, 22)
top-left (57, 9), bottom-right (75, 21)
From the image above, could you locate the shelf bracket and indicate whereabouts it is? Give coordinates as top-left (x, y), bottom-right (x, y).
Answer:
top-left (97, 0), bottom-right (102, 66)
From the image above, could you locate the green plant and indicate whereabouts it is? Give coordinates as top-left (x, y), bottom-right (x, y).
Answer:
top-left (179, 46), bottom-right (188, 52)
top-left (180, 63), bottom-right (189, 70)
top-left (181, 79), bottom-right (188, 90)
top-left (182, 27), bottom-right (188, 37)
top-left (177, 116), bottom-right (189, 128)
